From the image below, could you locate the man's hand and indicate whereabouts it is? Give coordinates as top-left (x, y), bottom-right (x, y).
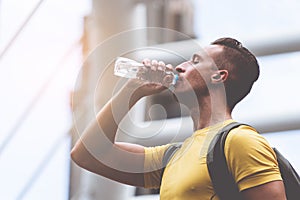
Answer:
top-left (124, 58), bottom-right (175, 101)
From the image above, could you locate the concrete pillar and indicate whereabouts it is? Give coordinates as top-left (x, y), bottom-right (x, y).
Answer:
top-left (70, 0), bottom-right (147, 199)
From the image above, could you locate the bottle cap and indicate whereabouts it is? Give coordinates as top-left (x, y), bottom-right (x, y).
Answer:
top-left (172, 74), bottom-right (179, 85)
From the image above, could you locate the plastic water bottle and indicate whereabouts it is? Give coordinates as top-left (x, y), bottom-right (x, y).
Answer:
top-left (114, 57), bottom-right (178, 86)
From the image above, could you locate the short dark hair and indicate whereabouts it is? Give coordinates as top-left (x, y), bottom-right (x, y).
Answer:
top-left (211, 37), bottom-right (260, 110)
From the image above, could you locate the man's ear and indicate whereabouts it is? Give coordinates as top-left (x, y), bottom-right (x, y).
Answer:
top-left (211, 70), bottom-right (228, 83)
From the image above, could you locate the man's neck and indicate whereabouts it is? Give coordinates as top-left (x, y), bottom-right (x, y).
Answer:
top-left (190, 93), bottom-right (232, 130)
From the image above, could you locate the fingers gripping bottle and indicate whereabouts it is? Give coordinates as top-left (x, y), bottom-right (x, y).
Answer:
top-left (114, 57), bottom-right (179, 87)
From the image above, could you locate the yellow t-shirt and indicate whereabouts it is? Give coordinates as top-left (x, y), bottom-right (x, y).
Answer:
top-left (144, 120), bottom-right (282, 200)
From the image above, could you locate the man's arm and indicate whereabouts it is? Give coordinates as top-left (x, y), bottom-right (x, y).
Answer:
top-left (242, 180), bottom-right (286, 200)
top-left (226, 127), bottom-right (287, 200)
top-left (71, 72), bottom-right (167, 187)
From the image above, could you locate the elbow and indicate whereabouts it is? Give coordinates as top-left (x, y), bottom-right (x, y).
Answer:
top-left (70, 147), bottom-right (78, 164)
top-left (70, 146), bottom-right (81, 166)
top-left (70, 143), bottom-right (88, 169)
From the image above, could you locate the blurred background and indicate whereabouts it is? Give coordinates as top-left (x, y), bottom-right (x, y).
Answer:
top-left (0, 0), bottom-right (300, 199)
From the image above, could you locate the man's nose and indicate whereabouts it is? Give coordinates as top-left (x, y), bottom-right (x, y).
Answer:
top-left (175, 65), bottom-right (186, 73)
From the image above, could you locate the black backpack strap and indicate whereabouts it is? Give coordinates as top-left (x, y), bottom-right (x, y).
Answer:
top-left (160, 143), bottom-right (182, 185)
top-left (273, 147), bottom-right (300, 200)
top-left (207, 122), bottom-right (246, 200)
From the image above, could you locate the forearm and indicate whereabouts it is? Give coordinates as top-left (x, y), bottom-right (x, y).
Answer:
top-left (71, 82), bottom-right (143, 163)
top-left (75, 83), bottom-right (142, 153)
top-left (94, 85), bottom-right (141, 143)
top-left (71, 81), bottom-right (151, 184)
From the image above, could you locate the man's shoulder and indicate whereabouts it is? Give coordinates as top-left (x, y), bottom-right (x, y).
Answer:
top-left (225, 123), bottom-right (273, 156)
top-left (226, 125), bottom-right (269, 146)
top-left (227, 123), bottom-right (260, 141)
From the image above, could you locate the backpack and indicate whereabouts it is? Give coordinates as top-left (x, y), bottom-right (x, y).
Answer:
top-left (161, 122), bottom-right (300, 199)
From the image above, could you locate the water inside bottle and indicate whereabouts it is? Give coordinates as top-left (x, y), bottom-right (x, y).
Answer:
top-left (114, 57), bottom-right (144, 79)
top-left (114, 57), bottom-right (178, 87)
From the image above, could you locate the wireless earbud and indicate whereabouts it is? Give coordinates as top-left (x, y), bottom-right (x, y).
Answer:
top-left (213, 73), bottom-right (221, 79)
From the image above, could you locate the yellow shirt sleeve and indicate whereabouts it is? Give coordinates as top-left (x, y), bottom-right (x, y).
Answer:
top-left (225, 125), bottom-right (282, 191)
top-left (144, 144), bottom-right (171, 189)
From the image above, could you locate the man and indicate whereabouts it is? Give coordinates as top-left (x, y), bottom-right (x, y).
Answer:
top-left (71, 37), bottom-right (286, 199)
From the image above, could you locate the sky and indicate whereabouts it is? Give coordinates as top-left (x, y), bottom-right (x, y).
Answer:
top-left (0, 0), bottom-right (91, 199)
